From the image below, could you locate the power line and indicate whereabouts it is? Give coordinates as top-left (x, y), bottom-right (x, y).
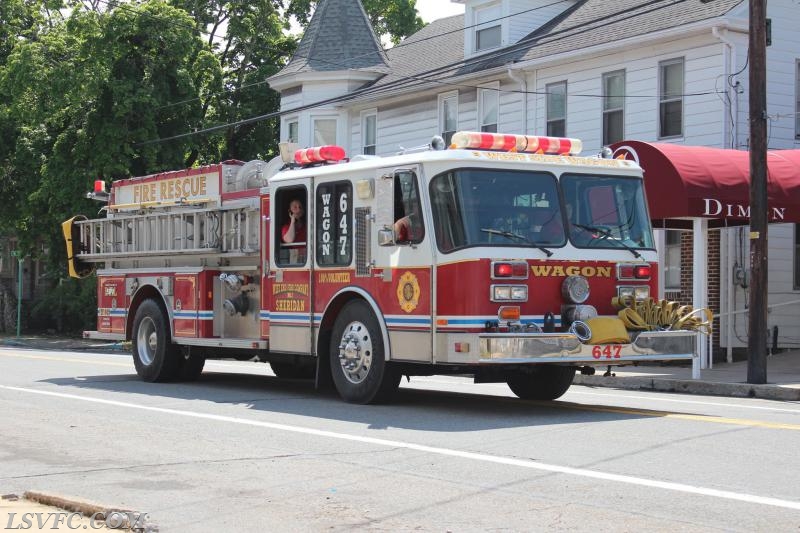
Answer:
top-left (137, 0), bottom-right (719, 145)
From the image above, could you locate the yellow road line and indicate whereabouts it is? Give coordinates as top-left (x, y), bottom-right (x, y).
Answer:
top-left (0, 351), bottom-right (131, 367)
top-left (554, 402), bottom-right (800, 431)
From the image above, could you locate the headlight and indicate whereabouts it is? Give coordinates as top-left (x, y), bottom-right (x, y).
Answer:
top-left (634, 286), bottom-right (650, 300)
top-left (618, 285), bottom-right (650, 301)
top-left (491, 285), bottom-right (528, 302)
top-left (562, 275), bottom-right (590, 304)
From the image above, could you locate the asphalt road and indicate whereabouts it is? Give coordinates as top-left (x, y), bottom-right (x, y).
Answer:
top-left (1, 347), bottom-right (799, 532)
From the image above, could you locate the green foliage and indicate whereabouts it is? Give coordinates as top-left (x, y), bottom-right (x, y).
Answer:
top-left (29, 274), bottom-right (98, 333)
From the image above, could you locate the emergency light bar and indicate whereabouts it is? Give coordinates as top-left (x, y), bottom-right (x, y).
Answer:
top-left (294, 145), bottom-right (346, 165)
top-left (450, 131), bottom-right (582, 156)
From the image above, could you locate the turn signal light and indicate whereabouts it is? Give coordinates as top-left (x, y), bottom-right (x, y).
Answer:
top-left (492, 261), bottom-right (529, 279)
top-left (498, 306), bottom-right (521, 321)
top-left (618, 263), bottom-right (651, 280)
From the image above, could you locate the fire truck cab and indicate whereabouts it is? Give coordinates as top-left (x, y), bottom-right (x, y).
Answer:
top-left (64, 132), bottom-right (699, 404)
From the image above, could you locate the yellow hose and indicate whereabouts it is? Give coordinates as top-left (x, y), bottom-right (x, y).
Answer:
top-left (614, 296), bottom-right (713, 335)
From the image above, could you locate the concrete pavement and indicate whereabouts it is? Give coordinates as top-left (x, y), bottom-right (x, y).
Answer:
top-left (3, 334), bottom-right (799, 401)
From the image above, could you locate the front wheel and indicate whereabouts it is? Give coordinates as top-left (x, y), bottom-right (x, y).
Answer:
top-left (131, 299), bottom-right (180, 382)
top-left (507, 365), bottom-right (576, 400)
top-left (329, 300), bottom-right (400, 404)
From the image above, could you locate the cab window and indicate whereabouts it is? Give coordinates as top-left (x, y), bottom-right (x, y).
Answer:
top-left (275, 186), bottom-right (308, 267)
top-left (316, 181), bottom-right (352, 266)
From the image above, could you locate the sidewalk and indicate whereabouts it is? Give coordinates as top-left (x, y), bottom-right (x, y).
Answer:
top-left (574, 350), bottom-right (800, 401)
top-left (3, 335), bottom-right (799, 401)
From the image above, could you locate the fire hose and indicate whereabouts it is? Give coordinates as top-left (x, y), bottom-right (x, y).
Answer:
top-left (612, 296), bottom-right (713, 335)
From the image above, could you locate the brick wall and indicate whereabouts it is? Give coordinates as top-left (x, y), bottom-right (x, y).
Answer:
top-left (664, 230), bottom-right (722, 360)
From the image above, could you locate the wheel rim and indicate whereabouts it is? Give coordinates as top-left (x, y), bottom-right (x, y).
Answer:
top-left (337, 320), bottom-right (373, 384)
top-left (136, 317), bottom-right (158, 366)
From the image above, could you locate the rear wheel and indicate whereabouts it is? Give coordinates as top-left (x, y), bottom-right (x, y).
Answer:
top-left (131, 299), bottom-right (180, 382)
top-left (270, 362), bottom-right (316, 379)
top-left (507, 365), bottom-right (576, 400)
top-left (177, 353), bottom-right (205, 381)
top-left (329, 300), bottom-right (400, 404)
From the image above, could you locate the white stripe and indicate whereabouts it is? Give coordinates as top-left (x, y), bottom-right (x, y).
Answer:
top-left (1, 384), bottom-right (798, 511)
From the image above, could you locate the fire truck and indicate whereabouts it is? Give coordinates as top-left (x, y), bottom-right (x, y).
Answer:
top-left (63, 131), bottom-right (699, 404)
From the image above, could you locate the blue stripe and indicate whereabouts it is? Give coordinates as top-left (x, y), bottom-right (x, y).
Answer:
top-left (385, 318), bottom-right (432, 325)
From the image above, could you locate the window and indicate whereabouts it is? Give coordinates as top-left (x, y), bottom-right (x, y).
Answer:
top-left (362, 112), bottom-right (376, 155)
top-left (546, 81), bottom-right (567, 137)
top-left (795, 60), bottom-right (800, 139)
top-left (659, 58), bottom-right (684, 138)
top-left (313, 118), bottom-right (337, 145)
top-left (475, 3), bottom-right (502, 52)
top-left (316, 181), bottom-right (352, 266)
top-left (394, 171), bottom-right (425, 244)
top-left (479, 87), bottom-right (498, 133)
top-left (602, 70), bottom-right (625, 145)
top-left (287, 120), bottom-right (299, 143)
top-left (664, 230), bottom-right (683, 290)
top-left (439, 92), bottom-right (458, 145)
top-left (429, 170), bottom-right (563, 253)
top-left (275, 187), bottom-right (308, 267)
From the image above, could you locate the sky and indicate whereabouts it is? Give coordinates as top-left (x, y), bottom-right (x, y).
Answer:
top-left (416, 1), bottom-right (465, 23)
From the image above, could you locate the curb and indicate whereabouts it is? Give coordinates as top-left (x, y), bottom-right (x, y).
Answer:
top-left (573, 374), bottom-right (800, 401)
top-left (23, 491), bottom-right (155, 532)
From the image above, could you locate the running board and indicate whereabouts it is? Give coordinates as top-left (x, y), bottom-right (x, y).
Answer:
top-left (173, 337), bottom-right (268, 350)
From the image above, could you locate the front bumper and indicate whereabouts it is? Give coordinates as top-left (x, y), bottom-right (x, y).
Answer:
top-left (441, 330), bottom-right (697, 365)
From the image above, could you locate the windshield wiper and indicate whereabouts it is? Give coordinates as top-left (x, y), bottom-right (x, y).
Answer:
top-left (572, 223), bottom-right (641, 259)
top-left (480, 228), bottom-right (553, 257)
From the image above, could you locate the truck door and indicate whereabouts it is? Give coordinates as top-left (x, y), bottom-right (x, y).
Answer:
top-left (372, 166), bottom-right (433, 363)
top-left (268, 181), bottom-right (314, 354)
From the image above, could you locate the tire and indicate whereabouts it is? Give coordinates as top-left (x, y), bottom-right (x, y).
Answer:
top-left (506, 365), bottom-right (576, 400)
top-left (329, 300), bottom-right (401, 404)
top-left (177, 353), bottom-right (205, 381)
top-left (270, 362), bottom-right (316, 380)
top-left (131, 299), bottom-right (181, 382)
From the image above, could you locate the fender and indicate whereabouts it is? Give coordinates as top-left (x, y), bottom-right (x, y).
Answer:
top-left (321, 286), bottom-right (393, 361)
top-left (127, 282), bottom-right (174, 340)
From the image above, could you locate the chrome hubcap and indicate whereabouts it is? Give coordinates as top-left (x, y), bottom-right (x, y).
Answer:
top-left (338, 321), bottom-right (373, 384)
top-left (136, 317), bottom-right (157, 366)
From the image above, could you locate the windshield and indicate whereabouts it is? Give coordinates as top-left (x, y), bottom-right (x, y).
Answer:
top-left (561, 173), bottom-right (654, 250)
top-left (430, 169), bottom-right (565, 252)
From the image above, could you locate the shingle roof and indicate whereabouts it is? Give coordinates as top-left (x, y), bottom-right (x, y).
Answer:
top-left (361, 0), bottom-right (744, 96)
top-left (277, 0), bottom-right (389, 76)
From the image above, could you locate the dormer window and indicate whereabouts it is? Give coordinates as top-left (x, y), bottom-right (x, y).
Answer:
top-left (474, 2), bottom-right (502, 52)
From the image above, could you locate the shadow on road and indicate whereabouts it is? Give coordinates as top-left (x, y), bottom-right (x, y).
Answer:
top-left (37, 363), bottom-right (689, 433)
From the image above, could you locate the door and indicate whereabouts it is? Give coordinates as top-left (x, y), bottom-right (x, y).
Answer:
top-left (268, 181), bottom-right (314, 354)
top-left (372, 166), bottom-right (434, 362)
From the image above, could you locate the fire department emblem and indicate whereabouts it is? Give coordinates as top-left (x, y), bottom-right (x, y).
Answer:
top-left (397, 271), bottom-right (420, 313)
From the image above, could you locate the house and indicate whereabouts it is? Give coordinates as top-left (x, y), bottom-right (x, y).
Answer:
top-left (268, 0), bottom-right (800, 358)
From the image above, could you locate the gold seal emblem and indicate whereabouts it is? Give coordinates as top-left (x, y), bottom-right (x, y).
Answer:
top-left (397, 271), bottom-right (420, 313)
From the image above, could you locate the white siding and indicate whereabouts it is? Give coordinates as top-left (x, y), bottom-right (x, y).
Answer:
top-left (530, 33), bottom-right (727, 154)
top-left (765, 0), bottom-right (800, 149)
top-left (507, 0), bottom-right (579, 45)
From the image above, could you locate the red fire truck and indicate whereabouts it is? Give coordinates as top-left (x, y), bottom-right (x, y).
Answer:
top-left (63, 132), bottom-right (698, 403)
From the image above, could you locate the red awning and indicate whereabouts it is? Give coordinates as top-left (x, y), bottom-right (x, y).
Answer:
top-left (610, 141), bottom-right (800, 226)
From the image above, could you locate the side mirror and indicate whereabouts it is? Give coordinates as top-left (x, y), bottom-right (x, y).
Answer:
top-left (378, 228), bottom-right (395, 246)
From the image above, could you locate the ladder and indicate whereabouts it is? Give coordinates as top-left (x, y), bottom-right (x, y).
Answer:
top-left (75, 205), bottom-right (260, 261)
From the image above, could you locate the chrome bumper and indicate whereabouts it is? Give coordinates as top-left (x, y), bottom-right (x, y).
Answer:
top-left (473, 330), bottom-right (697, 365)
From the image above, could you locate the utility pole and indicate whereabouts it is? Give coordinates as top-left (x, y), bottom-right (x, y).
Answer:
top-left (747, 0), bottom-right (768, 384)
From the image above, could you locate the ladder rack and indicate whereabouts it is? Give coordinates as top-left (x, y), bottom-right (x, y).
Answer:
top-left (75, 205), bottom-right (260, 261)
